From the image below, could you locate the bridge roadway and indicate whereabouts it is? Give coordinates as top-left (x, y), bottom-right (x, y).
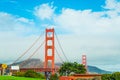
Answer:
top-left (0, 67), bottom-right (59, 72)
top-left (19, 68), bottom-right (59, 72)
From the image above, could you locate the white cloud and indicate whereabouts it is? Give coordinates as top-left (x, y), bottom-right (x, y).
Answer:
top-left (0, 12), bottom-right (38, 35)
top-left (34, 3), bottom-right (55, 20)
top-left (54, 8), bottom-right (120, 35)
top-left (0, 33), bottom-right (43, 63)
top-left (0, 12), bottom-right (16, 31)
top-left (17, 17), bottom-right (34, 24)
top-left (104, 0), bottom-right (120, 11)
top-left (103, 0), bottom-right (120, 18)
top-left (0, 12), bottom-right (43, 64)
top-left (54, 9), bottom-right (103, 34)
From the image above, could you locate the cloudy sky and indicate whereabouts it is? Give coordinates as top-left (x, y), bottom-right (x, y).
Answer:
top-left (0, 0), bottom-right (120, 71)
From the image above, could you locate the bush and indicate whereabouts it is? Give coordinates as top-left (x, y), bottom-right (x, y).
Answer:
top-left (50, 73), bottom-right (59, 80)
top-left (24, 70), bottom-right (40, 78)
top-left (39, 73), bottom-right (45, 79)
top-left (13, 70), bottom-right (45, 79)
top-left (14, 71), bottom-right (25, 77)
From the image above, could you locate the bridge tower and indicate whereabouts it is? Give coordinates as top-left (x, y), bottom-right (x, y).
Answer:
top-left (44, 28), bottom-right (55, 74)
top-left (82, 55), bottom-right (88, 73)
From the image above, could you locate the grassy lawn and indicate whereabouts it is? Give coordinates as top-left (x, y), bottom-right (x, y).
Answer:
top-left (0, 76), bottom-right (45, 80)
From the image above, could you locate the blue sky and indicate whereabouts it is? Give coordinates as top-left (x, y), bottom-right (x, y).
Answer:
top-left (0, 0), bottom-right (120, 71)
top-left (0, 0), bottom-right (105, 17)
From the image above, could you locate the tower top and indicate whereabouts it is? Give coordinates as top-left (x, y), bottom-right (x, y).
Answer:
top-left (82, 55), bottom-right (88, 73)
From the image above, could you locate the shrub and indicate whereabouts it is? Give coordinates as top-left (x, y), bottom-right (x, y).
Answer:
top-left (39, 73), bottom-right (45, 79)
top-left (14, 71), bottom-right (25, 77)
top-left (24, 70), bottom-right (40, 78)
top-left (13, 70), bottom-right (45, 79)
top-left (50, 73), bottom-right (59, 80)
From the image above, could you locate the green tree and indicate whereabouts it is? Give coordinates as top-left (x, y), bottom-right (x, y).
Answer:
top-left (102, 72), bottom-right (120, 80)
top-left (59, 62), bottom-right (86, 76)
top-left (111, 72), bottom-right (120, 80)
top-left (101, 74), bottom-right (111, 80)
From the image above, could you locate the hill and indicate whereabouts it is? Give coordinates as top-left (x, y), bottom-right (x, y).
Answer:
top-left (10, 59), bottom-right (111, 74)
top-left (10, 59), bottom-right (44, 68)
top-left (88, 66), bottom-right (111, 74)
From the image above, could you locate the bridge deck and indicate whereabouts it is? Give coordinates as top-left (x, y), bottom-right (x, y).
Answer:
top-left (19, 68), bottom-right (59, 72)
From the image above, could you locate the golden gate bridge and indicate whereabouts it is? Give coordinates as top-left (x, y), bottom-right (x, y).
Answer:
top-left (1, 28), bottom-right (88, 79)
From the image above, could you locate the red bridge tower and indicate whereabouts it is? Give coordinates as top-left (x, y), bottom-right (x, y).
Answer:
top-left (44, 28), bottom-right (55, 74)
top-left (82, 55), bottom-right (88, 73)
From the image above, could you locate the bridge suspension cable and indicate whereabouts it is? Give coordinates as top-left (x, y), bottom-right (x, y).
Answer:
top-left (12, 31), bottom-right (44, 65)
top-left (55, 47), bottom-right (64, 63)
top-left (20, 41), bottom-right (45, 67)
top-left (55, 32), bottom-right (69, 62)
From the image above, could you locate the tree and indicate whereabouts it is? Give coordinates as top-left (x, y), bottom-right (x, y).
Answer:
top-left (102, 72), bottom-right (120, 80)
top-left (59, 62), bottom-right (86, 76)
top-left (101, 74), bottom-right (111, 80)
top-left (111, 72), bottom-right (120, 80)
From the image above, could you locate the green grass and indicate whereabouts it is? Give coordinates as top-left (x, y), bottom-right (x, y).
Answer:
top-left (0, 76), bottom-right (45, 80)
